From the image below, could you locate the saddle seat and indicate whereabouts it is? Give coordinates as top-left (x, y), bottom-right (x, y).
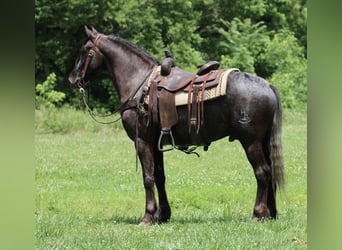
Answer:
top-left (157, 60), bottom-right (220, 92)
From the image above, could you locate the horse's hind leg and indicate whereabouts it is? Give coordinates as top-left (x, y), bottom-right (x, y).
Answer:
top-left (262, 141), bottom-right (277, 218)
top-left (242, 140), bottom-right (275, 219)
top-left (154, 150), bottom-right (171, 222)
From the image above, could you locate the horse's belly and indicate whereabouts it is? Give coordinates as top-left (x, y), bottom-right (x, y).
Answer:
top-left (172, 99), bottom-right (231, 146)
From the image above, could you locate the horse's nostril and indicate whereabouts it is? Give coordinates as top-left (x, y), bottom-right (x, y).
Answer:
top-left (68, 70), bottom-right (82, 84)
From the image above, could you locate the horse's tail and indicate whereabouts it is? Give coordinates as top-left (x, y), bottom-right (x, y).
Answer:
top-left (269, 85), bottom-right (285, 190)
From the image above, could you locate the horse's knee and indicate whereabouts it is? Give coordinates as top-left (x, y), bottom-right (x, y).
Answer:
top-left (143, 175), bottom-right (155, 189)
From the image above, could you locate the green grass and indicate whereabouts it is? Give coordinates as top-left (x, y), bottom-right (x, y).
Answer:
top-left (35, 108), bottom-right (307, 249)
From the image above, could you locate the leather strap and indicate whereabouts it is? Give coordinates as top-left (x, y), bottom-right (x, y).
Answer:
top-left (81, 35), bottom-right (102, 79)
top-left (198, 71), bottom-right (212, 133)
top-left (187, 76), bottom-right (196, 132)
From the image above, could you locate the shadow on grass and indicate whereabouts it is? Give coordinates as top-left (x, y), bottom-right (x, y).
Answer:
top-left (108, 215), bottom-right (141, 225)
top-left (170, 215), bottom-right (249, 225)
top-left (106, 213), bottom-right (249, 226)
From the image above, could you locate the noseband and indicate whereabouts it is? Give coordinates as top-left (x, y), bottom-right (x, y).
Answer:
top-left (80, 34), bottom-right (102, 81)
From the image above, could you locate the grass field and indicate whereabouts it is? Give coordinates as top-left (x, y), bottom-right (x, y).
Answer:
top-left (35, 109), bottom-right (307, 249)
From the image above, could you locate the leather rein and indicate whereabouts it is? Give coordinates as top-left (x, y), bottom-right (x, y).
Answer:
top-left (77, 34), bottom-right (153, 124)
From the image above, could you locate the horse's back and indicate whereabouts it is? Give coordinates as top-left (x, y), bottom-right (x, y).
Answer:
top-left (170, 71), bottom-right (279, 146)
top-left (227, 71), bottom-right (276, 102)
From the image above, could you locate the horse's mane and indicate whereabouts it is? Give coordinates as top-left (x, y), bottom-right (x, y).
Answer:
top-left (107, 35), bottom-right (160, 65)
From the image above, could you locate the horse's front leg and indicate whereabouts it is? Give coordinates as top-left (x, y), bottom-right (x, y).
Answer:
top-left (154, 149), bottom-right (171, 222)
top-left (136, 138), bottom-right (158, 226)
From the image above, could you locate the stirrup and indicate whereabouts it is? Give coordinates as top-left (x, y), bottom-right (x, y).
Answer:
top-left (158, 129), bottom-right (175, 152)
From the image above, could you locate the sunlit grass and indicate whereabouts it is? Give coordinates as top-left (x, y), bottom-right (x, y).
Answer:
top-left (35, 109), bottom-right (307, 249)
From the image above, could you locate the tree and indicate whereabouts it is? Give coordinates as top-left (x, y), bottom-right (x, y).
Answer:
top-left (35, 0), bottom-right (307, 109)
top-left (218, 18), bottom-right (271, 73)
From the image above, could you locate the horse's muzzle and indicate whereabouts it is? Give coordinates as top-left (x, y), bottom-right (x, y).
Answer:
top-left (68, 70), bottom-right (81, 87)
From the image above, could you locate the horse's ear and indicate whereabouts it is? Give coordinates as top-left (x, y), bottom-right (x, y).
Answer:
top-left (91, 26), bottom-right (99, 34)
top-left (84, 25), bottom-right (97, 40)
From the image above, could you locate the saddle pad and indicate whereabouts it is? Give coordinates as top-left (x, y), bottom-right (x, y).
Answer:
top-left (174, 68), bottom-right (239, 106)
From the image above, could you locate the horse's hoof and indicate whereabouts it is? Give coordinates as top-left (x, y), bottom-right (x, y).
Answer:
top-left (138, 214), bottom-right (154, 226)
top-left (138, 220), bottom-right (152, 227)
top-left (251, 216), bottom-right (267, 222)
top-left (251, 214), bottom-right (275, 222)
top-left (157, 206), bottom-right (171, 223)
top-left (253, 204), bottom-right (270, 219)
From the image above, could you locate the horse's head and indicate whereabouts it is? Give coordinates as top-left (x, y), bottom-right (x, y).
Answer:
top-left (68, 26), bottom-right (105, 87)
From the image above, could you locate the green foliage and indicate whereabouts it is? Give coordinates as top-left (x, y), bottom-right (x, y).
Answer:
top-left (216, 18), bottom-right (306, 108)
top-left (35, 0), bottom-right (307, 109)
top-left (261, 30), bottom-right (307, 108)
top-left (218, 18), bottom-right (271, 73)
top-left (152, 0), bottom-right (205, 70)
top-left (35, 72), bottom-right (65, 108)
top-left (265, 0), bottom-right (307, 52)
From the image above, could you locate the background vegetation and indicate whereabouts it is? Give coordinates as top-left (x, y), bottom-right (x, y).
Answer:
top-left (35, 0), bottom-right (307, 110)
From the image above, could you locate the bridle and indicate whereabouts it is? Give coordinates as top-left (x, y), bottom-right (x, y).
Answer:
top-left (75, 34), bottom-right (123, 124)
top-left (75, 34), bottom-right (155, 124)
top-left (80, 34), bottom-right (102, 82)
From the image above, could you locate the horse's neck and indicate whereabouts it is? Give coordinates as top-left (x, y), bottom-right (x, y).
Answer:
top-left (100, 39), bottom-right (155, 104)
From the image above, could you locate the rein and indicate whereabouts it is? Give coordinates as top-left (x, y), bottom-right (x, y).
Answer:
top-left (78, 86), bottom-right (122, 124)
top-left (77, 34), bottom-right (156, 124)
top-left (77, 34), bottom-right (122, 124)
top-left (78, 70), bottom-right (151, 125)
top-left (76, 34), bottom-right (158, 171)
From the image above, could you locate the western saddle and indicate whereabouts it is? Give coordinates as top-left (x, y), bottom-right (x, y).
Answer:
top-left (147, 54), bottom-right (225, 152)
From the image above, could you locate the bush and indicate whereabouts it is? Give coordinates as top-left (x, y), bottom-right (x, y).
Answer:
top-left (35, 72), bottom-right (66, 109)
top-left (217, 18), bottom-right (306, 109)
top-left (218, 18), bottom-right (271, 73)
top-left (261, 30), bottom-right (307, 109)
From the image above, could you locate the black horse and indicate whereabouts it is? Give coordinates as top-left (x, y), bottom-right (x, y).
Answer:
top-left (68, 26), bottom-right (284, 226)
